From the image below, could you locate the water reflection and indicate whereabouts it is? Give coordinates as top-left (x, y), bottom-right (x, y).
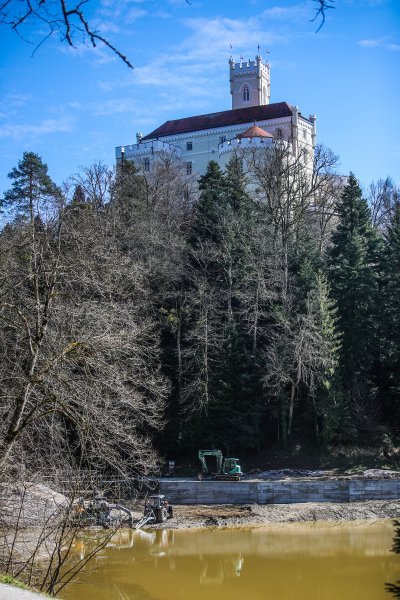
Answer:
top-left (62, 522), bottom-right (398, 600)
top-left (200, 554), bottom-right (244, 585)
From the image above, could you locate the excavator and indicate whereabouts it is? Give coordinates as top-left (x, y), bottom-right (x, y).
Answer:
top-left (198, 449), bottom-right (242, 481)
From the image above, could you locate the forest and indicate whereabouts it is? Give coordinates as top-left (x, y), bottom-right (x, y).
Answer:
top-left (0, 142), bottom-right (399, 480)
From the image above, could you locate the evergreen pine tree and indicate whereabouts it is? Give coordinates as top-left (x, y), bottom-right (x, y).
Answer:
top-left (328, 173), bottom-right (382, 411)
top-left (2, 152), bottom-right (59, 221)
top-left (224, 154), bottom-right (252, 215)
top-left (113, 159), bottom-right (146, 213)
top-left (207, 321), bottom-right (263, 452)
top-left (190, 160), bottom-right (227, 245)
top-left (386, 520), bottom-right (400, 598)
top-left (72, 184), bottom-right (86, 205)
top-left (184, 160), bottom-right (263, 446)
top-left (380, 204), bottom-right (400, 433)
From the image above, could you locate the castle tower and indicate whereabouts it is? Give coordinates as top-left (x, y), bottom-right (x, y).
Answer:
top-left (229, 55), bottom-right (271, 110)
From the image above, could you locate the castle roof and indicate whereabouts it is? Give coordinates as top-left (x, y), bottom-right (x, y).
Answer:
top-left (142, 102), bottom-right (293, 140)
top-left (237, 124), bottom-right (274, 139)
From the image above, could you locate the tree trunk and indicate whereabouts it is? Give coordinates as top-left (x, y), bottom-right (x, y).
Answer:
top-left (287, 382), bottom-right (295, 439)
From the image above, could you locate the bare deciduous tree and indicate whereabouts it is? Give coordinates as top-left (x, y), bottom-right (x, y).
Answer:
top-left (0, 471), bottom-right (118, 596)
top-left (0, 157), bottom-right (168, 477)
top-left (0, 0), bottom-right (133, 67)
top-left (368, 177), bottom-right (400, 232)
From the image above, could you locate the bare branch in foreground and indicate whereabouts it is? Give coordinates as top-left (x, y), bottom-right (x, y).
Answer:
top-left (310, 0), bottom-right (335, 32)
top-left (0, 0), bottom-right (133, 68)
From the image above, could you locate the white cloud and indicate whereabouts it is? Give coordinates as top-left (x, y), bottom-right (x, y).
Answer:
top-left (101, 0), bottom-right (147, 4)
top-left (0, 94), bottom-right (36, 125)
top-left (125, 7), bottom-right (147, 22)
top-left (58, 42), bottom-right (118, 66)
top-left (358, 38), bottom-right (382, 47)
top-left (97, 7), bottom-right (306, 97)
top-left (0, 118), bottom-right (74, 140)
top-left (94, 9), bottom-right (311, 131)
top-left (262, 4), bottom-right (310, 21)
top-left (358, 36), bottom-right (400, 51)
top-left (98, 0), bottom-right (147, 23)
top-left (92, 98), bottom-right (141, 116)
top-left (2, 93), bottom-right (32, 108)
top-left (167, 0), bottom-right (195, 6)
top-left (346, 0), bottom-right (389, 5)
top-left (180, 16), bottom-right (285, 64)
top-left (153, 11), bottom-right (173, 19)
top-left (96, 21), bottom-right (121, 34)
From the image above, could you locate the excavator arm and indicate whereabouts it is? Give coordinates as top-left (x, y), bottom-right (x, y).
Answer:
top-left (198, 450), bottom-right (223, 475)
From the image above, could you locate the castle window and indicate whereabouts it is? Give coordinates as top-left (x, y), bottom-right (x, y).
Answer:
top-left (143, 158), bottom-right (150, 172)
top-left (186, 141), bottom-right (193, 151)
top-left (303, 129), bottom-right (307, 139)
top-left (219, 136), bottom-right (226, 145)
top-left (186, 162), bottom-right (192, 175)
top-left (243, 86), bottom-right (250, 102)
top-left (275, 127), bottom-right (283, 139)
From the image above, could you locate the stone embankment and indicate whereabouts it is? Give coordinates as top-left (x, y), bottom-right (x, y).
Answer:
top-left (159, 469), bottom-right (400, 505)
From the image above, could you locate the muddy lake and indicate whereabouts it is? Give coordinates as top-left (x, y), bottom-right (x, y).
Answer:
top-left (62, 521), bottom-right (398, 600)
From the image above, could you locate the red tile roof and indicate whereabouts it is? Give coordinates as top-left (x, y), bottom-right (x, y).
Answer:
top-left (142, 102), bottom-right (293, 140)
top-left (237, 125), bottom-right (274, 139)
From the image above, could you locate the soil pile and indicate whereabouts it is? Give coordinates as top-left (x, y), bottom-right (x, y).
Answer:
top-left (152, 500), bottom-right (400, 529)
top-left (246, 468), bottom-right (400, 481)
top-left (0, 482), bottom-right (67, 528)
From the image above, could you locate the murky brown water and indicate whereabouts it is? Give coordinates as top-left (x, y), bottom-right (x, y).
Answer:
top-left (62, 521), bottom-right (398, 600)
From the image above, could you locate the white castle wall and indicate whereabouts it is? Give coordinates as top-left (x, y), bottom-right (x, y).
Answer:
top-left (116, 112), bottom-right (315, 176)
top-left (229, 56), bottom-right (271, 109)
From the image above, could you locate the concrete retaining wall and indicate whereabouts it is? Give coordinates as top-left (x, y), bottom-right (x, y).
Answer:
top-left (159, 478), bottom-right (400, 505)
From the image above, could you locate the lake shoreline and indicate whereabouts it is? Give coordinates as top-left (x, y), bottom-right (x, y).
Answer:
top-left (148, 499), bottom-right (400, 529)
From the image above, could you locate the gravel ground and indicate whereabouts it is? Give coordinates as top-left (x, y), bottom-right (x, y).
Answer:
top-left (148, 500), bottom-right (400, 529)
top-left (245, 468), bottom-right (400, 481)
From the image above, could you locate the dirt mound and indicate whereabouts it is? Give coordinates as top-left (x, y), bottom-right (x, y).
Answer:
top-left (0, 482), bottom-right (68, 527)
top-left (246, 468), bottom-right (400, 481)
top-left (247, 469), bottom-right (327, 480)
top-left (152, 500), bottom-right (400, 529)
top-left (358, 469), bottom-right (400, 479)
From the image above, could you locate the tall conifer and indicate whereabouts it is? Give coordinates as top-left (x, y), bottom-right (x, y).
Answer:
top-left (328, 173), bottom-right (382, 409)
top-left (190, 160), bottom-right (227, 245)
top-left (380, 204), bottom-right (400, 431)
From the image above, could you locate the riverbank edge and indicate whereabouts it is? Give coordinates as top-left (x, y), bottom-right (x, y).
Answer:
top-left (0, 577), bottom-right (50, 599)
top-left (147, 499), bottom-right (400, 529)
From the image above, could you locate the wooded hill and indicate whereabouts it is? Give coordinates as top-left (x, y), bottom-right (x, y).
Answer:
top-left (1, 146), bottom-right (399, 477)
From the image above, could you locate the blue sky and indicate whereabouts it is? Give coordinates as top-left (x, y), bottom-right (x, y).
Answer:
top-left (0, 0), bottom-right (399, 198)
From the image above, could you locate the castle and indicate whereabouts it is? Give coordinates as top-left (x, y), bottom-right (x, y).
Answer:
top-left (115, 54), bottom-right (316, 175)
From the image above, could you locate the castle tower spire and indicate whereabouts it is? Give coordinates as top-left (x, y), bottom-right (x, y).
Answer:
top-left (229, 54), bottom-right (270, 110)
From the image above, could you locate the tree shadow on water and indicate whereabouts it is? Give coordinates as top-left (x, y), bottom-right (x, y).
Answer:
top-left (386, 520), bottom-right (400, 598)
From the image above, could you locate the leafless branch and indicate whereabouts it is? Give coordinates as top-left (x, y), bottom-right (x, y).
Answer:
top-left (310, 0), bottom-right (335, 32)
top-left (0, 0), bottom-right (133, 68)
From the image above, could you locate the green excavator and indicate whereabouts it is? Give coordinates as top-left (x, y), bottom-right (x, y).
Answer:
top-left (198, 449), bottom-right (242, 481)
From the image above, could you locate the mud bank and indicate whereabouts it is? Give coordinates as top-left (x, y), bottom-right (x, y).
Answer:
top-left (149, 500), bottom-right (400, 529)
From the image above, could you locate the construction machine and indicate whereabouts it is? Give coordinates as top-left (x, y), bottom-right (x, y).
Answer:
top-left (73, 492), bottom-right (134, 528)
top-left (198, 449), bottom-right (242, 481)
top-left (134, 495), bottom-right (174, 529)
